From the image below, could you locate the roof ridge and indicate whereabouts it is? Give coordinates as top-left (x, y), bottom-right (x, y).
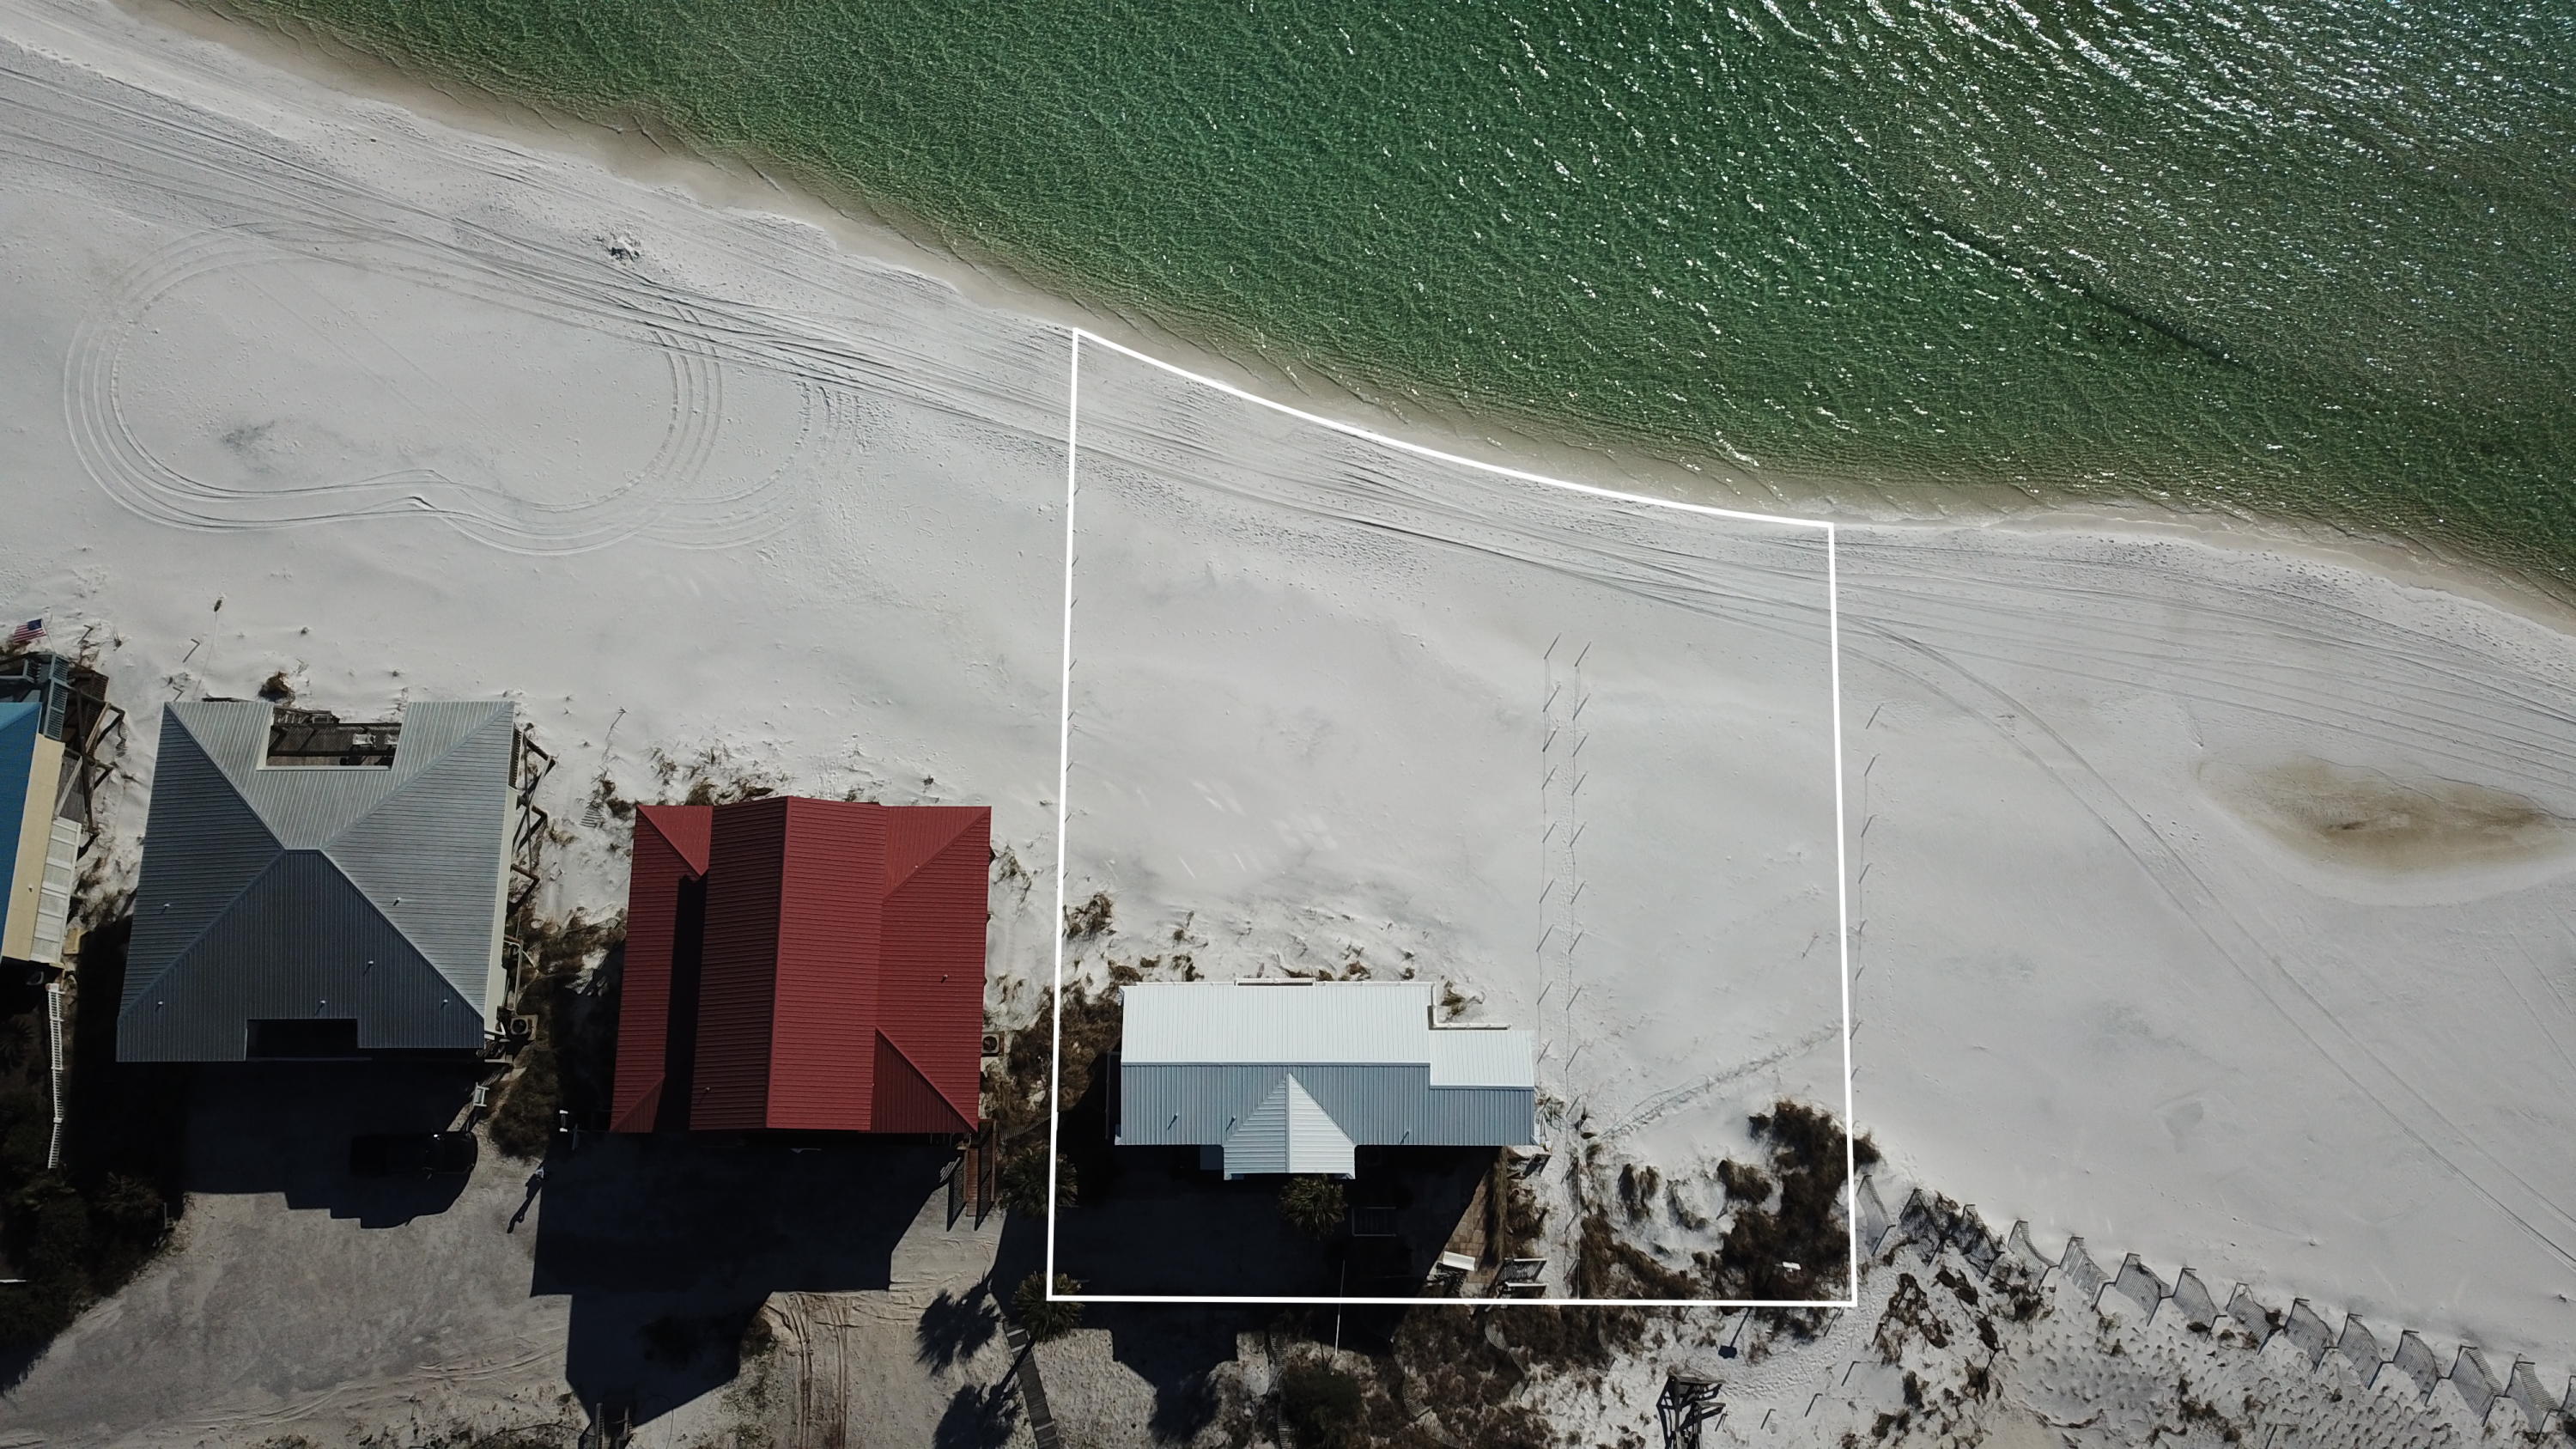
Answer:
top-left (313, 843), bottom-right (452, 982)
top-left (121, 714), bottom-right (287, 1012)
top-left (1227, 1075), bottom-right (1296, 1139)
top-left (881, 807), bottom-right (979, 893)
top-left (318, 703), bottom-right (510, 850)
top-left (611, 1079), bottom-right (665, 1134)
top-left (131, 853), bottom-right (477, 1049)
top-left (174, 700), bottom-right (503, 844)
top-left (382, 701), bottom-right (510, 790)
top-left (118, 848), bottom-right (289, 1013)
top-left (1279, 1070), bottom-right (1358, 1137)
top-left (636, 804), bottom-right (713, 875)
top-left (875, 1026), bottom-right (973, 1130)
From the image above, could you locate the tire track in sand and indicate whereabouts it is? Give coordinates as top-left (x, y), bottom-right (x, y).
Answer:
top-left (64, 219), bottom-right (838, 554)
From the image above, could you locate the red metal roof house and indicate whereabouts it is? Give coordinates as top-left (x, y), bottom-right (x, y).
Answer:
top-left (611, 798), bottom-right (989, 1135)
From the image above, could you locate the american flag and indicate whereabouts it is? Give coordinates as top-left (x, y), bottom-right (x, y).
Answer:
top-left (3, 618), bottom-right (39, 649)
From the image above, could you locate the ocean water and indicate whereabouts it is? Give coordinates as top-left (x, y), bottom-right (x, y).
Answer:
top-left (216, 0), bottom-right (2576, 585)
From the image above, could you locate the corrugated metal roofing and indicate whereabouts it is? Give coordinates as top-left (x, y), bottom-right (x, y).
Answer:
top-left (1115, 982), bottom-right (1537, 1166)
top-left (1122, 982), bottom-right (1438, 1065)
top-left (1429, 1028), bottom-right (1534, 1089)
top-left (765, 798), bottom-right (884, 1130)
top-left (872, 1032), bottom-right (972, 1135)
top-left (1220, 1076), bottom-right (1355, 1178)
top-left (690, 800), bottom-right (787, 1129)
top-left (1120, 982), bottom-right (1533, 1087)
top-left (871, 806), bottom-right (987, 1131)
top-left (611, 798), bottom-right (987, 1134)
top-left (0, 702), bottom-right (34, 805)
top-left (127, 849), bottom-right (478, 1052)
top-left (1120, 1063), bottom-right (1534, 1150)
top-left (116, 700), bottom-right (516, 1061)
top-left (609, 807), bottom-right (708, 1131)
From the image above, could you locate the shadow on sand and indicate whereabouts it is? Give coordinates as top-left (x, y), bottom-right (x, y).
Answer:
top-left (1099, 1300), bottom-right (1255, 1442)
top-left (531, 1130), bottom-right (949, 1426)
top-left (1052, 1145), bottom-right (1490, 1298)
top-left (184, 1062), bottom-right (483, 1227)
top-left (933, 1379), bottom-right (1023, 1449)
top-left (981, 1196), bottom-right (1251, 1443)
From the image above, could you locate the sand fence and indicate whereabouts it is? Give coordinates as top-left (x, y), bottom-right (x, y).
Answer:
top-left (1854, 1178), bottom-right (2572, 1434)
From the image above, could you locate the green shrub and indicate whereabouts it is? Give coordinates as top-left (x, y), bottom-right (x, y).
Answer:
top-left (487, 1045), bottom-right (559, 1161)
top-left (1010, 1272), bottom-right (1083, 1342)
top-left (1276, 1361), bottom-right (1366, 1448)
top-left (998, 1145), bottom-right (1075, 1216)
top-left (89, 1174), bottom-right (164, 1237)
top-left (1279, 1176), bottom-right (1346, 1239)
top-left (21, 1178), bottom-right (93, 1279)
top-left (0, 1085), bottom-right (49, 1182)
top-left (0, 924), bottom-right (185, 1353)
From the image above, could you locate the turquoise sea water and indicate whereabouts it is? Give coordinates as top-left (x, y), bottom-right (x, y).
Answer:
top-left (213, 0), bottom-right (2576, 584)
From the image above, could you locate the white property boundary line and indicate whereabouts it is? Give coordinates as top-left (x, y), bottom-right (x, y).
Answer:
top-left (1046, 327), bottom-right (1856, 1308)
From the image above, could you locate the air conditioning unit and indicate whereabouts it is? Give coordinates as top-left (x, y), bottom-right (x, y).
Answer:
top-left (506, 1015), bottom-right (536, 1042)
top-left (980, 1032), bottom-right (1005, 1058)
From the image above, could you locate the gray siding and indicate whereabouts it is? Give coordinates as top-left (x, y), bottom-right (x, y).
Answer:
top-left (1120, 1062), bottom-right (1534, 1148)
top-left (1417, 1084), bottom-right (1537, 1144)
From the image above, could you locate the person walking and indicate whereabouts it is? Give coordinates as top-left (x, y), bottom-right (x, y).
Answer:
top-left (507, 1165), bottom-right (547, 1233)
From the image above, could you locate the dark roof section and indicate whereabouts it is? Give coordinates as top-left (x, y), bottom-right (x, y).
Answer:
top-left (608, 806), bottom-right (709, 1132)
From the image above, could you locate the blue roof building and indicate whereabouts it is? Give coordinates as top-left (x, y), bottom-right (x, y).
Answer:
top-left (0, 652), bottom-right (101, 970)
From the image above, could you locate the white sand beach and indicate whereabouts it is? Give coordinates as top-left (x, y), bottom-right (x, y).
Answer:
top-left (1, 0), bottom-right (2573, 1439)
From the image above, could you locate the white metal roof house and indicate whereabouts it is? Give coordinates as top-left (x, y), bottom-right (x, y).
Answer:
top-left (117, 700), bottom-right (526, 1061)
top-left (1115, 981), bottom-right (1536, 1179)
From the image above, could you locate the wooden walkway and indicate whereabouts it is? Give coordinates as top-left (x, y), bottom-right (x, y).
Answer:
top-left (1003, 1324), bottom-right (1060, 1449)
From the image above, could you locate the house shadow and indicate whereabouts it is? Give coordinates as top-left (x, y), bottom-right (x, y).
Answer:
top-left (987, 1200), bottom-right (1048, 1302)
top-left (531, 1130), bottom-right (949, 1427)
top-left (1097, 1300), bottom-right (1256, 1442)
top-left (1052, 1146), bottom-right (1490, 1300)
top-left (182, 1061), bottom-right (483, 1227)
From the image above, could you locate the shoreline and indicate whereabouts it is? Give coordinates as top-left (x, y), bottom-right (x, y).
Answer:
top-left (118, 0), bottom-right (2576, 640)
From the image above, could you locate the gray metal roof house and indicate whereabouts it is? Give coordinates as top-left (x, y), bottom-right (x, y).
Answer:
top-left (1116, 981), bottom-right (1535, 1178)
top-left (118, 700), bottom-right (523, 1061)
